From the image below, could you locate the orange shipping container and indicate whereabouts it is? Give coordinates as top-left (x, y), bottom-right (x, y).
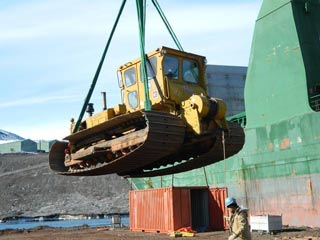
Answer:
top-left (130, 187), bottom-right (197, 233)
top-left (130, 186), bottom-right (228, 233)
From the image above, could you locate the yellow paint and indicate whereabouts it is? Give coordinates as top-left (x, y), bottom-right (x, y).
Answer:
top-left (85, 109), bottom-right (115, 128)
top-left (80, 46), bottom-right (228, 136)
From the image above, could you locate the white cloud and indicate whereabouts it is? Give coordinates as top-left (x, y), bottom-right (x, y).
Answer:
top-left (0, 1), bottom-right (261, 42)
top-left (0, 1), bottom-right (121, 42)
top-left (0, 94), bottom-right (81, 109)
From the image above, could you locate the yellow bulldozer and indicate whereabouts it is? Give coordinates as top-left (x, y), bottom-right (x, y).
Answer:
top-left (49, 46), bottom-right (244, 177)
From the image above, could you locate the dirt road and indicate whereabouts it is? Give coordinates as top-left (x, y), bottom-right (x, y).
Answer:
top-left (0, 226), bottom-right (319, 240)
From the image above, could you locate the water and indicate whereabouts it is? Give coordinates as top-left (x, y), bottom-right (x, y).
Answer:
top-left (0, 215), bottom-right (129, 230)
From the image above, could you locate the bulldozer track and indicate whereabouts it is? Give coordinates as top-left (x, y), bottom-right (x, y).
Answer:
top-left (122, 121), bottom-right (244, 178)
top-left (49, 111), bottom-right (186, 176)
top-left (49, 111), bottom-right (244, 177)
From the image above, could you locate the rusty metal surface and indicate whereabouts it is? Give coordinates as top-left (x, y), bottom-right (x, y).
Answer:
top-left (70, 128), bottom-right (148, 161)
top-left (208, 188), bottom-right (228, 231)
top-left (130, 187), bottom-right (230, 233)
top-left (224, 173), bottom-right (320, 228)
top-left (129, 187), bottom-right (192, 233)
top-left (49, 111), bottom-right (185, 176)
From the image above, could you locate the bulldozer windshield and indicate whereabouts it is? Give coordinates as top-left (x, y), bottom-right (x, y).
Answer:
top-left (182, 60), bottom-right (199, 83)
top-left (163, 56), bottom-right (179, 80)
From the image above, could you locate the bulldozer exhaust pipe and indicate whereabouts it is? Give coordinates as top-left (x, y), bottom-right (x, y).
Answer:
top-left (101, 92), bottom-right (107, 110)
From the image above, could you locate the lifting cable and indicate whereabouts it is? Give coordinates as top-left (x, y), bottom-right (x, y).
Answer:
top-left (136, 0), bottom-right (152, 111)
top-left (151, 0), bottom-right (183, 51)
top-left (222, 131), bottom-right (227, 185)
top-left (73, 0), bottom-right (183, 132)
top-left (73, 0), bottom-right (128, 133)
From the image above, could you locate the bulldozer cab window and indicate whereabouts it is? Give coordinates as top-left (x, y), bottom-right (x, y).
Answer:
top-left (164, 56), bottom-right (178, 80)
top-left (140, 56), bottom-right (157, 81)
top-left (124, 67), bottom-right (136, 87)
top-left (183, 60), bottom-right (199, 83)
top-left (128, 90), bottom-right (138, 109)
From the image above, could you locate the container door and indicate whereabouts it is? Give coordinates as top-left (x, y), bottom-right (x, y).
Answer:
top-left (208, 187), bottom-right (228, 230)
top-left (190, 189), bottom-right (209, 231)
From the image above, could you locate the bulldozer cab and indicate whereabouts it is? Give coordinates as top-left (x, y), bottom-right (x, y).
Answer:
top-left (118, 46), bottom-right (208, 113)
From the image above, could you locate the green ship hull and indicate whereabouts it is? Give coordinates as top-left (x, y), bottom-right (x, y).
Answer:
top-left (131, 0), bottom-right (320, 227)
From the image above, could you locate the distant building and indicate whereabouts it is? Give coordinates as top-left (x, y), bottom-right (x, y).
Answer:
top-left (206, 65), bottom-right (247, 117)
top-left (37, 140), bottom-right (57, 152)
top-left (0, 139), bottom-right (37, 154)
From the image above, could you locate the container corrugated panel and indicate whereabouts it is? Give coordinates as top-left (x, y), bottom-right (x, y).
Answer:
top-left (129, 187), bottom-right (192, 233)
top-left (206, 65), bottom-right (246, 117)
top-left (208, 188), bottom-right (228, 230)
top-left (172, 187), bottom-right (192, 230)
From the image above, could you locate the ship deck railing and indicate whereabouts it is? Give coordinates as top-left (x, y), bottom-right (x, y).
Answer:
top-left (227, 112), bottom-right (246, 128)
top-left (310, 94), bottom-right (320, 112)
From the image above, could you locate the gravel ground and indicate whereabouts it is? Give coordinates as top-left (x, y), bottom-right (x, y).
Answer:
top-left (0, 153), bottom-right (130, 218)
top-left (0, 226), bottom-right (320, 240)
top-left (1, 153), bottom-right (319, 239)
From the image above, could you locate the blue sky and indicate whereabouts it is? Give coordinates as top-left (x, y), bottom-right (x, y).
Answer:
top-left (0, 0), bottom-right (262, 140)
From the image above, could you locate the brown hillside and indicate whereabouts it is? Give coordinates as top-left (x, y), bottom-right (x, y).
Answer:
top-left (0, 153), bottom-right (130, 219)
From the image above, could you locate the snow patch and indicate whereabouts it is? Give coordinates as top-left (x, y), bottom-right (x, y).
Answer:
top-left (0, 129), bottom-right (25, 143)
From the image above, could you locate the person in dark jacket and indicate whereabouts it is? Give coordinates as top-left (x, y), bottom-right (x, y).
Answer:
top-left (225, 197), bottom-right (251, 240)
